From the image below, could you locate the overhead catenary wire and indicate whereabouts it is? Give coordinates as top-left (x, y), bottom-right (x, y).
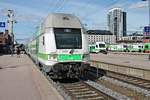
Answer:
top-left (55, 0), bottom-right (70, 12)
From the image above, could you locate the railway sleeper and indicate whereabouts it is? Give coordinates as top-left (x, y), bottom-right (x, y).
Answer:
top-left (65, 86), bottom-right (86, 90)
top-left (72, 91), bottom-right (96, 95)
top-left (68, 88), bottom-right (89, 92)
top-left (78, 96), bottom-right (105, 100)
top-left (76, 93), bottom-right (99, 98)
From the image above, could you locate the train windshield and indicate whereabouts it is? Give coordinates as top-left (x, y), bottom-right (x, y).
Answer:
top-left (54, 28), bottom-right (82, 49)
top-left (99, 44), bottom-right (105, 48)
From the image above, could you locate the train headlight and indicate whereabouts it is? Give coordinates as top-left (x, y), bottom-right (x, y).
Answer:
top-left (83, 54), bottom-right (90, 61)
top-left (49, 54), bottom-right (58, 61)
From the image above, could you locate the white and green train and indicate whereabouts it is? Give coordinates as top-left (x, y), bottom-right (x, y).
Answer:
top-left (89, 42), bottom-right (107, 53)
top-left (27, 13), bottom-right (90, 78)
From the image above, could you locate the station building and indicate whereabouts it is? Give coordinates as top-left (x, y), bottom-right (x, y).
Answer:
top-left (87, 30), bottom-right (116, 44)
top-left (0, 30), bottom-right (12, 53)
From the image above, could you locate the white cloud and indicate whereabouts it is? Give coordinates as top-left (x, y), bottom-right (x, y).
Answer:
top-left (58, 1), bottom-right (107, 29)
top-left (108, 0), bottom-right (128, 9)
top-left (129, 1), bottom-right (148, 9)
top-left (0, 2), bottom-right (45, 23)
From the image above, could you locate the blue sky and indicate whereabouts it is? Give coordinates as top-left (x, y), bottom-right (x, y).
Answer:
top-left (0, 0), bottom-right (149, 43)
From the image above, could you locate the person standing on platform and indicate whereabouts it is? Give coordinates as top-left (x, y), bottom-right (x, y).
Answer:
top-left (16, 47), bottom-right (21, 57)
top-left (10, 45), bottom-right (14, 56)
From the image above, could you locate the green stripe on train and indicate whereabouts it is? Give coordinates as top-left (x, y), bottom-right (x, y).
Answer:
top-left (37, 53), bottom-right (83, 61)
top-left (30, 45), bottom-right (36, 48)
top-left (38, 53), bottom-right (48, 60)
top-left (57, 54), bottom-right (82, 61)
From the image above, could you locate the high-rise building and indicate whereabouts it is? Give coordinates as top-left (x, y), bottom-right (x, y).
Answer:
top-left (108, 8), bottom-right (127, 40)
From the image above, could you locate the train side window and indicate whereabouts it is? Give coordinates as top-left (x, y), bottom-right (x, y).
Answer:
top-left (96, 45), bottom-right (98, 48)
top-left (42, 36), bottom-right (45, 45)
top-left (145, 45), bottom-right (148, 48)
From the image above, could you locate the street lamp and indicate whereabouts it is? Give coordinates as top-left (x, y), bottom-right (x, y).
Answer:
top-left (142, 0), bottom-right (150, 26)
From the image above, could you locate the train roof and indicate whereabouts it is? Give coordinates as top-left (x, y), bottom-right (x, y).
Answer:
top-left (42, 13), bottom-right (82, 29)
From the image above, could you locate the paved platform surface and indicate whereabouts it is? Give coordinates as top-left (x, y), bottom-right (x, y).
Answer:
top-left (90, 53), bottom-right (150, 70)
top-left (0, 54), bottom-right (64, 100)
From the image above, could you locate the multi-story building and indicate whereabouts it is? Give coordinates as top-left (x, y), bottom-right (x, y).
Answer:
top-left (108, 7), bottom-right (127, 39)
top-left (87, 30), bottom-right (116, 44)
top-left (118, 36), bottom-right (143, 43)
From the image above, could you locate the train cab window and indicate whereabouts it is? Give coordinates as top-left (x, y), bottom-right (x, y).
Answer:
top-left (99, 44), bottom-right (105, 47)
top-left (54, 28), bottom-right (82, 49)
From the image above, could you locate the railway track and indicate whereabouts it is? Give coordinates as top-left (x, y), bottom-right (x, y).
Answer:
top-left (39, 69), bottom-right (114, 100)
top-left (41, 67), bottom-right (134, 100)
top-left (44, 74), bottom-right (117, 100)
top-left (88, 67), bottom-right (150, 100)
top-left (61, 81), bottom-right (114, 100)
top-left (40, 66), bottom-right (150, 100)
top-left (97, 76), bottom-right (150, 100)
top-left (106, 71), bottom-right (150, 90)
top-left (110, 52), bottom-right (150, 56)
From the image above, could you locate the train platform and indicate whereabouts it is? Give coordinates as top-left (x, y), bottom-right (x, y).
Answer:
top-left (90, 53), bottom-right (150, 81)
top-left (90, 53), bottom-right (150, 71)
top-left (0, 54), bottom-right (64, 100)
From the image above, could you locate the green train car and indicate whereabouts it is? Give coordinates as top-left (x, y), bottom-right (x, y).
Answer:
top-left (89, 44), bottom-right (99, 53)
top-left (127, 44), bottom-right (144, 52)
top-left (108, 44), bottom-right (144, 52)
top-left (89, 42), bottom-right (107, 53)
top-left (108, 44), bottom-right (125, 52)
top-left (144, 43), bottom-right (150, 53)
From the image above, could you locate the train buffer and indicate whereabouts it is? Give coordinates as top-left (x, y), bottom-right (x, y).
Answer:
top-left (0, 54), bottom-right (64, 100)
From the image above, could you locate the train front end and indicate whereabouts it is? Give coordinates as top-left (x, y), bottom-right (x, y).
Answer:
top-left (43, 14), bottom-right (90, 78)
top-left (51, 28), bottom-right (90, 78)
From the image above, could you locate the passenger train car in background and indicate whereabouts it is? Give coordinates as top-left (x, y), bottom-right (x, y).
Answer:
top-left (89, 44), bottom-right (99, 53)
top-left (127, 44), bottom-right (144, 52)
top-left (27, 13), bottom-right (90, 78)
top-left (108, 44), bottom-right (125, 52)
top-left (144, 43), bottom-right (150, 53)
top-left (108, 43), bottom-right (144, 52)
top-left (89, 42), bottom-right (107, 53)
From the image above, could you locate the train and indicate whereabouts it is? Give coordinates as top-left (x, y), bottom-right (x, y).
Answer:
top-left (26, 13), bottom-right (90, 79)
top-left (108, 44), bottom-right (144, 52)
top-left (144, 43), bottom-right (150, 53)
top-left (89, 42), bottom-right (107, 53)
top-left (89, 42), bottom-right (150, 53)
